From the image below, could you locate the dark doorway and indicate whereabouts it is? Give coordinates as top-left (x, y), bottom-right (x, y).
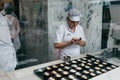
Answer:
top-left (101, 1), bottom-right (111, 49)
top-left (13, 0), bottom-right (19, 19)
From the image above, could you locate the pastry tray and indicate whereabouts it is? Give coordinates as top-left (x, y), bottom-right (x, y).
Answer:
top-left (34, 54), bottom-right (119, 80)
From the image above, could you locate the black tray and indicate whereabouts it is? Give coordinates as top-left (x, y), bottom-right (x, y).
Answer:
top-left (34, 54), bottom-right (119, 80)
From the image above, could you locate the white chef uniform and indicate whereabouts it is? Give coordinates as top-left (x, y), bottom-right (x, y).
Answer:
top-left (54, 23), bottom-right (86, 59)
top-left (0, 13), bottom-right (17, 72)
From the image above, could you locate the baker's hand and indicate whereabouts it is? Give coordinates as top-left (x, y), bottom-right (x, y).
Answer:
top-left (71, 37), bottom-right (86, 46)
top-left (71, 37), bottom-right (80, 44)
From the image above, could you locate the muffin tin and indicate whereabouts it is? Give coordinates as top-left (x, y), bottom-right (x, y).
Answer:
top-left (34, 55), bottom-right (118, 80)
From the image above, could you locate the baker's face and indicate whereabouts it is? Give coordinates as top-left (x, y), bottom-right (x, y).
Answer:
top-left (67, 18), bottom-right (79, 29)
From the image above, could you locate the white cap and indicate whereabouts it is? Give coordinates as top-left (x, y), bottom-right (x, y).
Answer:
top-left (68, 8), bottom-right (81, 21)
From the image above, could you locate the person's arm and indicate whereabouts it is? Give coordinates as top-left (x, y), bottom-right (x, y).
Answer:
top-left (71, 37), bottom-right (86, 47)
top-left (54, 41), bottom-right (72, 49)
top-left (76, 40), bottom-right (86, 47)
top-left (76, 27), bottom-right (86, 47)
top-left (54, 37), bottom-right (84, 49)
top-left (13, 17), bottom-right (20, 38)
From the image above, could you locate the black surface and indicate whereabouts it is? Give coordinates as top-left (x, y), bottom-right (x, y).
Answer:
top-left (111, 1), bottom-right (120, 5)
top-left (101, 1), bottom-right (111, 49)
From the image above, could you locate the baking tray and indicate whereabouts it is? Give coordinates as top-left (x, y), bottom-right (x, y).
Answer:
top-left (34, 54), bottom-right (119, 80)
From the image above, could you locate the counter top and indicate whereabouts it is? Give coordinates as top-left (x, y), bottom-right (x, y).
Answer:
top-left (0, 49), bottom-right (120, 80)
top-left (7, 60), bottom-right (65, 80)
top-left (0, 68), bottom-right (10, 80)
top-left (90, 67), bottom-right (120, 80)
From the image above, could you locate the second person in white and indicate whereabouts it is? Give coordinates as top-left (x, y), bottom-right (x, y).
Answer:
top-left (4, 6), bottom-right (21, 51)
top-left (54, 8), bottom-right (86, 59)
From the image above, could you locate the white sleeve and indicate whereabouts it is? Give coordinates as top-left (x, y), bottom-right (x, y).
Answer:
top-left (54, 25), bottom-right (64, 43)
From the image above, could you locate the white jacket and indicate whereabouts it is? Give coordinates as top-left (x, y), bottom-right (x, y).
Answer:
top-left (54, 23), bottom-right (86, 59)
top-left (0, 13), bottom-right (17, 72)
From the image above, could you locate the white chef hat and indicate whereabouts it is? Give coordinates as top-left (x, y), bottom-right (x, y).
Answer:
top-left (68, 8), bottom-right (81, 21)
